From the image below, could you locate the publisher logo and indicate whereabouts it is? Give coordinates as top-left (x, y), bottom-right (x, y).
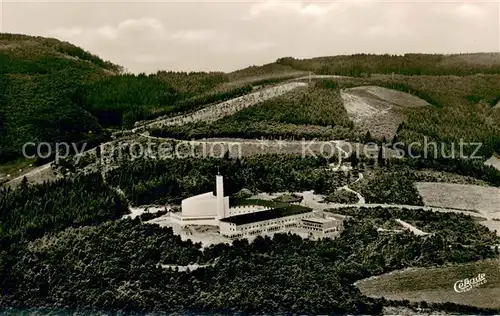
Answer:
top-left (453, 273), bottom-right (487, 293)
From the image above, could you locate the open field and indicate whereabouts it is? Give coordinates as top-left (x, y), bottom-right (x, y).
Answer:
top-left (416, 182), bottom-right (500, 235)
top-left (347, 85), bottom-right (431, 108)
top-left (416, 182), bottom-right (500, 219)
top-left (356, 259), bottom-right (500, 309)
top-left (340, 85), bottom-right (431, 139)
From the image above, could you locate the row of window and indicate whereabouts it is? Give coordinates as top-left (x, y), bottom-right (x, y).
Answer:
top-left (303, 227), bottom-right (339, 233)
top-left (302, 222), bottom-right (323, 228)
top-left (180, 217), bottom-right (216, 221)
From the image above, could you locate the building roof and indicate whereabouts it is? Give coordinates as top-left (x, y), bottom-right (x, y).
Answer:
top-left (324, 213), bottom-right (348, 221)
top-left (182, 192), bottom-right (215, 202)
top-left (302, 217), bottom-right (332, 224)
top-left (231, 198), bottom-right (287, 208)
top-left (220, 204), bottom-right (311, 225)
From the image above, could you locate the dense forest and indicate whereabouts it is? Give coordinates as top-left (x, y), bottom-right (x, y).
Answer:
top-left (335, 206), bottom-right (498, 253)
top-left (351, 165), bottom-right (424, 206)
top-left (0, 209), bottom-right (497, 314)
top-left (0, 34), bottom-right (263, 163)
top-left (149, 85), bottom-right (358, 141)
top-left (105, 155), bottom-right (354, 205)
top-left (149, 75), bottom-right (500, 160)
top-left (0, 173), bottom-right (129, 242)
top-left (2, 34), bottom-right (500, 164)
top-left (389, 156), bottom-right (500, 187)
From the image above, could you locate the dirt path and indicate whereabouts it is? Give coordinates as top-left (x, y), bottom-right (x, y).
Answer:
top-left (122, 206), bottom-right (170, 220)
top-left (159, 263), bottom-right (214, 272)
top-left (395, 219), bottom-right (430, 236)
top-left (338, 173), bottom-right (366, 204)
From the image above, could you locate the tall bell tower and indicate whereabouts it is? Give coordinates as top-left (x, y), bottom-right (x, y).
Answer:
top-left (216, 171), bottom-right (225, 219)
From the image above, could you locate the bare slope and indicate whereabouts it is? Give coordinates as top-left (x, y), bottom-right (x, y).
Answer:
top-left (485, 155), bottom-right (500, 171)
top-left (416, 182), bottom-right (500, 235)
top-left (340, 86), bottom-right (431, 139)
top-left (416, 182), bottom-right (500, 217)
top-left (356, 259), bottom-right (500, 309)
top-left (133, 82), bottom-right (307, 131)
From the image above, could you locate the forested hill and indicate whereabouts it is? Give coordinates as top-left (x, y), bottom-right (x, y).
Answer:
top-left (0, 33), bottom-right (120, 163)
top-left (1, 33), bottom-right (500, 165)
top-left (0, 33), bottom-right (122, 74)
top-left (275, 53), bottom-right (500, 76)
top-left (0, 34), bottom-right (247, 164)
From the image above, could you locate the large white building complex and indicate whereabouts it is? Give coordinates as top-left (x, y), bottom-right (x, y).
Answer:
top-left (219, 208), bottom-right (344, 238)
top-left (171, 174), bottom-right (229, 226)
top-left (171, 174), bottom-right (345, 238)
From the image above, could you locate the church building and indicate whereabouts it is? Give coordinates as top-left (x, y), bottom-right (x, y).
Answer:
top-left (171, 173), bottom-right (345, 238)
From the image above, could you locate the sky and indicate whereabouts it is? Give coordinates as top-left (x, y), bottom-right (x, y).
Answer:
top-left (1, 0), bottom-right (499, 73)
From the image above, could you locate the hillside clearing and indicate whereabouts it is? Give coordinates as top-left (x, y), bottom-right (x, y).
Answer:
top-left (134, 82), bottom-right (307, 132)
top-left (416, 182), bottom-right (500, 219)
top-left (485, 155), bottom-right (500, 172)
top-left (4, 163), bottom-right (61, 188)
top-left (147, 83), bottom-right (358, 142)
top-left (356, 259), bottom-right (500, 309)
top-left (340, 86), bottom-right (430, 139)
top-left (349, 86), bottom-right (431, 108)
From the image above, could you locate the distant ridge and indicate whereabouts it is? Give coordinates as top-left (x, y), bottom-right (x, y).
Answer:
top-left (272, 53), bottom-right (500, 76)
top-left (0, 33), bottom-right (122, 74)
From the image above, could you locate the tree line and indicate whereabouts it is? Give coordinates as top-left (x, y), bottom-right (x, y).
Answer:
top-left (106, 154), bottom-right (354, 206)
top-left (277, 53), bottom-right (500, 76)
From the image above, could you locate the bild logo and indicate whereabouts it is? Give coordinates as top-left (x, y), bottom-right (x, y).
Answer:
top-left (453, 273), bottom-right (487, 293)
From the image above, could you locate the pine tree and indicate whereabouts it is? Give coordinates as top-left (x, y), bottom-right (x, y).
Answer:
top-left (378, 145), bottom-right (386, 167)
top-left (20, 176), bottom-right (29, 191)
top-left (364, 131), bottom-right (373, 143)
top-left (350, 153), bottom-right (359, 170)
